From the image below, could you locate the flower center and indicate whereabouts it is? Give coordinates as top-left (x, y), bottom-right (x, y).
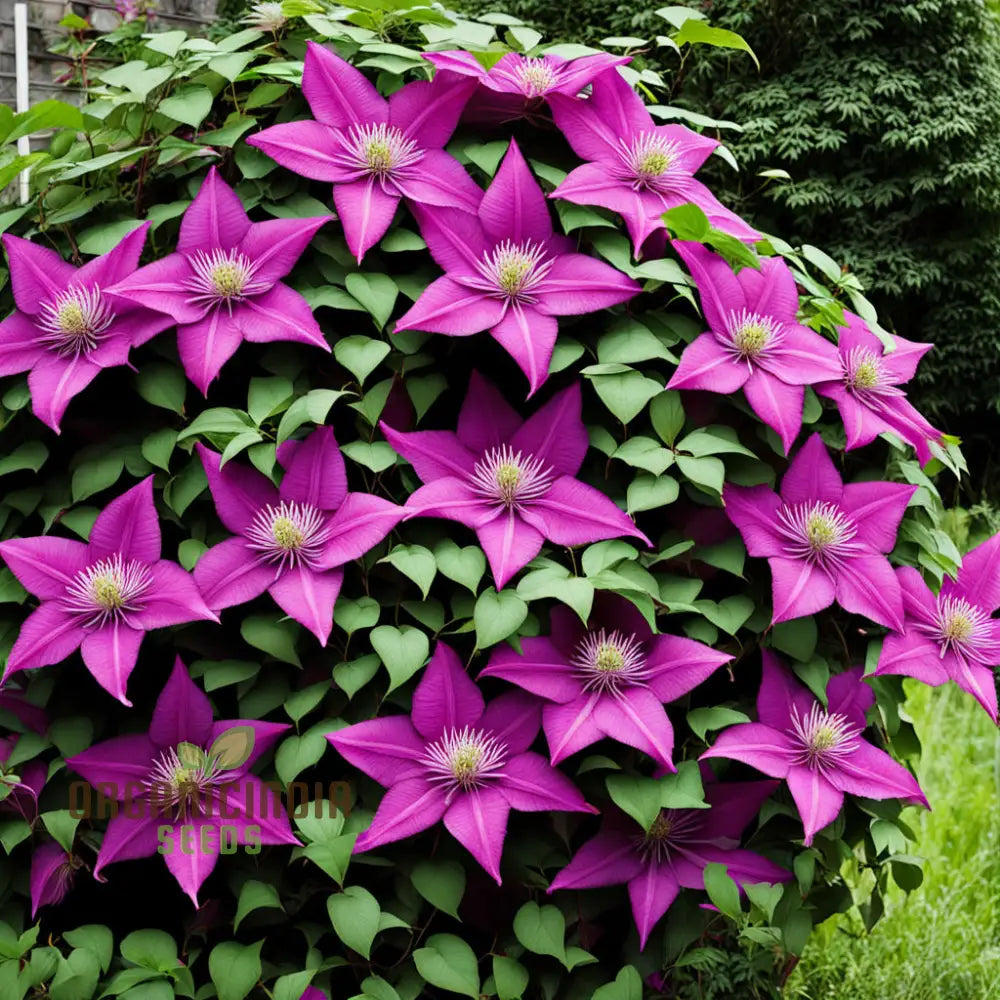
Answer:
top-left (843, 347), bottom-right (896, 397)
top-left (634, 808), bottom-right (701, 864)
top-left (145, 746), bottom-right (233, 821)
top-left (342, 122), bottom-right (423, 180)
top-left (790, 702), bottom-right (860, 772)
top-left (726, 308), bottom-right (781, 363)
top-left (572, 628), bottom-right (647, 694)
top-left (515, 57), bottom-right (557, 97)
top-left (775, 500), bottom-right (859, 567)
top-left (245, 500), bottom-right (329, 573)
top-left (37, 285), bottom-right (115, 357)
top-left (186, 249), bottom-right (261, 312)
top-left (421, 726), bottom-right (507, 803)
top-left (472, 239), bottom-right (553, 303)
top-left (62, 554), bottom-right (153, 628)
top-left (921, 594), bottom-right (1000, 664)
top-left (469, 445), bottom-right (554, 509)
top-left (620, 133), bottom-right (681, 192)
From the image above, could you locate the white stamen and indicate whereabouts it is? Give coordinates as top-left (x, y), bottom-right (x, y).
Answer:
top-left (634, 808), bottom-right (702, 864)
top-left (145, 745), bottom-right (235, 821)
top-left (468, 239), bottom-right (554, 303)
top-left (571, 628), bottom-right (648, 695)
top-left (245, 500), bottom-right (330, 574)
top-left (62, 554), bottom-right (153, 628)
top-left (725, 308), bottom-right (783, 367)
top-left (843, 347), bottom-right (901, 398)
top-left (338, 122), bottom-right (424, 181)
top-left (36, 285), bottom-right (115, 357)
top-left (774, 501), bottom-right (859, 569)
top-left (421, 725), bottom-right (507, 804)
top-left (469, 444), bottom-right (555, 509)
top-left (918, 594), bottom-right (1000, 665)
top-left (514, 57), bottom-right (557, 97)
top-left (618, 132), bottom-right (683, 193)
top-left (185, 249), bottom-right (265, 313)
top-left (789, 702), bottom-right (861, 773)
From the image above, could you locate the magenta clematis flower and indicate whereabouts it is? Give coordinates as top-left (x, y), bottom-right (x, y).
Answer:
top-left (548, 780), bottom-right (789, 948)
top-left (393, 139), bottom-right (640, 395)
top-left (107, 167), bottom-right (330, 394)
top-left (0, 225), bottom-right (173, 432)
top-left (667, 241), bottom-right (842, 453)
top-left (480, 594), bottom-right (731, 770)
top-left (875, 533), bottom-right (1000, 721)
top-left (814, 312), bottom-right (944, 465)
top-left (194, 426), bottom-right (404, 646)
top-left (329, 641), bottom-right (596, 884)
top-left (380, 372), bottom-right (649, 589)
top-left (702, 652), bottom-right (927, 845)
top-left (723, 433), bottom-right (915, 628)
top-left (31, 842), bottom-right (83, 916)
top-left (246, 41), bottom-right (482, 263)
top-left (547, 68), bottom-right (760, 253)
top-left (67, 657), bottom-right (296, 906)
top-left (423, 50), bottom-right (628, 125)
top-left (0, 477), bottom-right (217, 705)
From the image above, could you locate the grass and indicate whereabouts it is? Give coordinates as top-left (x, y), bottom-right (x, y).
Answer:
top-left (786, 680), bottom-right (1000, 1000)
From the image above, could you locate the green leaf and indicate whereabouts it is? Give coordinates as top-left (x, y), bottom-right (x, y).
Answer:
top-left (49, 948), bottom-right (101, 1000)
top-left (612, 436), bottom-right (674, 475)
top-left (141, 429), bottom-right (177, 472)
top-left (334, 654), bottom-right (381, 699)
top-left (686, 706), bottom-right (751, 742)
top-left (57, 148), bottom-right (150, 181)
top-left (492, 956), bottom-right (529, 1000)
top-left (413, 934), bottom-right (480, 999)
top-left (334, 335), bottom-right (391, 384)
top-left (702, 862), bottom-right (742, 918)
top-left (240, 614), bottom-right (301, 666)
top-left (406, 373), bottom-right (448, 422)
top-left (605, 774), bottom-right (663, 831)
top-left (177, 407), bottom-right (254, 441)
top-left (275, 724), bottom-right (331, 784)
top-left (379, 544), bottom-right (437, 598)
top-left (434, 540), bottom-right (485, 593)
top-left (0, 441), bottom-right (48, 476)
top-left (345, 273), bottom-right (398, 330)
top-left (158, 86), bottom-right (214, 127)
top-left (587, 370), bottom-right (662, 424)
top-left (135, 364), bottom-right (187, 414)
top-left (120, 930), bottom-right (178, 972)
top-left (516, 568), bottom-right (594, 623)
top-left (662, 202), bottom-right (711, 241)
top-left (208, 940), bottom-right (262, 1000)
top-left (333, 596), bottom-right (380, 634)
top-left (411, 860), bottom-right (466, 919)
top-left (513, 902), bottom-right (566, 963)
top-left (658, 760), bottom-right (709, 810)
top-left (276, 389), bottom-right (349, 443)
top-left (248, 376), bottom-right (294, 425)
top-left (71, 451), bottom-right (124, 502)
top-left (370, 625), bottom-right (429, 693)
top-left (328, 885), bottom-right (381, 958)
top-left (63, 926), bottom-right (113, 974)
top-left (234, 880), bottom-right (283, 930)
top-left (672, 17), bottom-right (759, 67)
top-left (597, 320), bottom-right (674, 364)
top-left (474, 588), bottom-right (528, 648)
top-left (341, 440), bottom-right (397, 473)
top-left (676, 454), bottom-right (725, 494)
top-left (76, 218), bottom-right (148, 256)
top-left (7, 100), bottom-right (83, 142)
top-left (41, 810), bottom-right (80, 852)
top-left (627, 473), bottom-right (679, 513)
top-left (771, 617), bottom-right (818, 661)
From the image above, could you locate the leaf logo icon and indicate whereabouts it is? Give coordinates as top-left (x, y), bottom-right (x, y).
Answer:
top-left (208, 725), bottom-right (256, 770)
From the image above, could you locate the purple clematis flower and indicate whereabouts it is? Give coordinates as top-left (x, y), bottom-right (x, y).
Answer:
top-left (0, 477), bottom-right (217, 705)
top-left (107, 167), bottom-right (330, 394)
top-left (667, 241), bottom-right (842, 453)
top-left (329, 641), bottom-right (596, 884)
top-left (814, 311), bottom-right (944, 465)
top-left (875, 533), bottom-right (1000, 721)
top-left (246, 41), bottom-right (481, 263)
top-left (194, 426), bottom-right (404, 646)
top-left (0, 225), bottom-right (173, 432)
top-left (480, 594), bottom-right (731, 770)
top-left (723, 433), bottom-right (915, 629)
top-left (548, 780), bottom-right (789, 949)
top-left (67, 657), bottom-right (296, 906)
top-left (394, 139), bottom-right (640, 395)
top-left (702, 652), bottom-right (927, 845)
top-left (423, 49), bottom-right (629, 125)
top-left (380, 372), bottom-right (649, 589)
top-left (547, 68), bottom-right (760, 254)
top-left (31, 842), bottom-right (83, 916)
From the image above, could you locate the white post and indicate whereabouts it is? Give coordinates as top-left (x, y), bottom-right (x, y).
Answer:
top-left (14, 3), bottom-right (31, 205)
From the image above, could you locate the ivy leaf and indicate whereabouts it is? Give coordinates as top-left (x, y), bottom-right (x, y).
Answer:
top-left (492, 956), bottom-right (529, 1000)
top-left (702, 862), bottom-right (742, 918)
top-left (592, 966), bottom-right (643, 1000)
top-left (234, 880), bottom-right (283, 930)
top-left (345, 273), bottom-right (398, 330)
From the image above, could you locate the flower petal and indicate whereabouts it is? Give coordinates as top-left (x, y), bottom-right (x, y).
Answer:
top-left (668, 333), bottom-right (749, 394)
top-left (595, 689), bottom-right (676, 771)
top-left (951, 533), bottom-right (1000, 612)
top-left (271, 564), bottom-right (342, 649)
top-left (328, 716), bottom-right (426, 785)
top-left (498, 751), bottom-right (595, 812)
top-left (489, 305), bottom-right (558, 396)
top-left (237, 283), bottom-right (329, 351)
top-left (536, 253), bottom-right (640, 315)
top-left (379, 423), bottom-right (477, 482)
top-left (479, 690), bottom-right (543, 754)
top-left (827, 740), bottom-right (927, 807)
top-left (834, 555), bottom-right (904, 631)
top-left (479, 139), bottom-right (553, 245)
top-left (628, 863), bottom-right (681, 950)
top-left (177, 309), bottom-right (245, 396)
top-left (840, 482), bottom-right (916, 553)
top-left (92, 813), bottom-right (162, 883)
top-left (178, 167), bottom-right (251, 253)
top-left (106, 253), bottom-right (205, 325)
top-left (480, 636), bottom-right (581, 704)
top-left (149, 656), bottom-right (214, 748)
top-left (302, 40), bottom-right (387, 129)
top-left (511, 381), bottom-right (589, 477)
top-left (354, 777), bottom-right (447, 851)
top-left (278, 425), bottom-right (347, 510)
top-left (755, 650), bottom-right (817, 729)
top-left (66, 732), bottom-right (158, 791)
top-left (780, 433), bottom-right (844, 506)
top-left (644, 636), bottom-right (732, 703)
top-left (548, 826), bottom-right (642, 891)
top-left (721, 483), bottom-right (784, 557)
top-left (404, 478), bottom-right (497, 529)
top-left (318, 492), bottom-right (405, 568)
top-left (673, 240), bottom-right (746, 336)
top-left (389, 73), bottom-right (476, 148)
top-left (0, 536), bottom-right (89, 599)
top-left (700, 722), bottom-right (794, 778)
top-left (131, 559), bottom-right (217, 630)
top-left (161, 815), bottom-right (222, 906)
top-left (543, 692), bottom-right (605, 764)
top-left (3, 234), bottom-right (77, 312)
top-left (743, 371), bottom-right (804, 455)
top-left (0, 311), bottom-right (44, 376)
top-left (412, 641), bottom-right (483, 740)
top-left (770, 556), bottom-right (836, 624)
top-left (193, 537), bottom-right (275, 610)
top-left (334, 178), bottom-right (400, 264)
top-left (393, 149), bottom-right (483, 214)
top-left (456, 371), bottom-right (524, 455)
top-left (238, 215), bottom-right (329, 286)
top-left (3, 604), bottom-right (85, 678)
top-left (246, 120), bottom-right (361, 181)
top-left (28, 354), bottom-right (102, 434)
top-left (521, 477), bottom-right (649, 548)
top-left (395, 277), bottom-right (505, 336)
top-left (476, 509), bottom-right (545, 589)
top-left (89, 476), bottom-right (160, 564)
top-left (443, 786), bottom-right (510, 884)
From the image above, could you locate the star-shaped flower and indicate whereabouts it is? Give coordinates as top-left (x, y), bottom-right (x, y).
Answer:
top-left (194, 425), bottom-right (405, 646)
top-left (548, 68), bottom-right (760, 253)
top-left (702, 652), bottom-right (927, 845)
top-left (723, 433), bottom-right (915, 628)
top-left (0, 225), bottom-right (173, 432)
top-left (394, 139), bottom-right (640, 395)
top-left (381, 372), bottom-right (649, 589)
top-left (0, 477), bottom-right (217, 704)
top-left (329, 641), bottom-right (596, 884)
top-left (875, 533), bottom-right (1000, 721)
top-left (107, 166), bottom-right (330, 394)
top-left (247, 40), bottom-right (482, 262)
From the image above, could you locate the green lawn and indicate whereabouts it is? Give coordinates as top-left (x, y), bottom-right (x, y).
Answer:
top-left (787, 680), bottom-right (1000, 1000)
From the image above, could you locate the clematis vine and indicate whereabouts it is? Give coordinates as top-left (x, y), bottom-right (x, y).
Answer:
top-left (549, 780), bottom-right (789, 948)
top-left (480, 594), bottom-right (731, 770)
top-left (547, 68), bottom-right (760, 253)
top-left (0, 225), bottom-right (173, 432)
top-left (723, 433), bottom-right (915, 629)
top-left (0, 477), bottom-right (217, 705)
top-left (393, 139), bottom-right (640, 394)
top-left (67, 657), bottom-right (296, 906)
top-left (814, 311), bottom-right (944, 465)
top-left (247, 40), bottom-right (482, 262)
top-left (667, 241), bottom-right (842, 453)
top-left (329, 641), bottom-right (595, 883)
top-left (194, 426), bottom-right (404, 645)
top-left (380, 372), bottom-right (649, 589)
top-left (424, 49), bottom-right (628, 125)
top-left (875, 533), bottom-right (1000, 721)
top-left (107, 167), bottom-right (330, 394)
top-left (702, 652), bottom-right (927, 845)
